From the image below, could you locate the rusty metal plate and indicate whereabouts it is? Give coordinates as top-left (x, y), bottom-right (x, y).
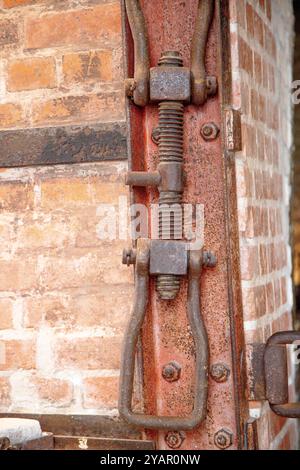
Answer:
top-left (0, 414), bottom-right (142, 440)
top-left (150, 240), bottom-right (187, 275)
top-left (54, 436), bottom-right (154, 450)
top-left (12, 433), bottom-right (54, 450)
top-left (0, 122), bottom-right (127, 168)
top-left (150, 67), bottom-right (191, 102)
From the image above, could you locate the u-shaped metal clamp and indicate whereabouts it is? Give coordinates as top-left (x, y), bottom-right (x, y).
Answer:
top-left (119, 238), bottom-right (209, 430)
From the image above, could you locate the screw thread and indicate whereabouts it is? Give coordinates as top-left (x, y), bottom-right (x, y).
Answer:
top-left (156, 52), bottom-right (184, 300)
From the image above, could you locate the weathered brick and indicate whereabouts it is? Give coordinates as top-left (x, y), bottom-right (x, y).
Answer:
top-left (37, 248), bottom-right (131, 291)
top-left (40, 178), bottom-right (90, 209)
top-left (25, 3), bottom-right (121, 49)
top-left (83, 376), bottom-right (118, 409)
top-left (246, 3), bottom-right (254, 36)
top-left (0, 257), bottom-right (37, 291)
top-left (240, 245), bottom-right (259, 280)
top-left (0, 19), bottom-right (19, 46)
top-left (0, 377), bottom-right (11, 406)
top-left (15, 214), bottom-right (78, 252)
top-left (0, 103), bottom-right (24, 129)
top-left (62, 51), bottom-right (113, 85)
top-left (55, 336), bottom-right (122, 370)
top-left (32, 91), bottom-right (124, 126)
top-left (0, 298), bottom-right (14, 330)
top-left (253, 10), bottom-right (264, 46)
top-left (34, 377), bottom-right (73, 406)
top-left (24, 284), bottom-right (133, 330)
top-left (0, 182), bottom-right (33, 212)
top-left (3, 0), bottom-right (38, 7)
top-left (0, 339), bottom-right (35, 370)
top-left (7, 57), bottom-right (56, 92)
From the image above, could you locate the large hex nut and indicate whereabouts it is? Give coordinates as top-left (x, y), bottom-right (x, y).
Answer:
top-left (150, 67), bottom-right (191, 103)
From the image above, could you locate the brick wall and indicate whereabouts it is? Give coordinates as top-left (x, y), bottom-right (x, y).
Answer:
top-left (230, 0), bottom-right (298, 450)
top-left (0, 0), bottom-right (132, 415)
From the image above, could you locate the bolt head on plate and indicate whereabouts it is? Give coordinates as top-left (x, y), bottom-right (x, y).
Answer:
top-left (210, 363), bottom-right (230, 383)
top-left (165, 431), bottom-right (185, 449)
top-left (162, 361), bottom-right (181, 382)
top-left (200, 122), bottom-right (220, 141)
top-left (214, 428), bottom-right (233, 449)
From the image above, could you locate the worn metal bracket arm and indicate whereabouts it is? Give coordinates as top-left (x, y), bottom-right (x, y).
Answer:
top-left (249, 331), bottom-right (300, 419)
top-left (119, 239), bottom-right (209, 431)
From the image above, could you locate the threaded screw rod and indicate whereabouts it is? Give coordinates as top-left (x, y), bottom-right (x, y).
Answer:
top-left (156, 51), bottom-right (184, 300)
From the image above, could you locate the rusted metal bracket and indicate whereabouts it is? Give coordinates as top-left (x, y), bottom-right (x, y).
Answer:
top-left (249, 331), bottom-right (300, 418)
top-left (191, 0), bottom-right (217, 105)
top-left (119, 239), bottom-right (213, 430)
top-left (125, 0), bottom-right (217, 107)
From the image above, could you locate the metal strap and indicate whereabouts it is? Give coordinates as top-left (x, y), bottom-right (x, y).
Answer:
top-left (118, 239), bottom-right (209, 430)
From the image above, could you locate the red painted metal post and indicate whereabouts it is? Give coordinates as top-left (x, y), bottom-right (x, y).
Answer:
top-left (123, 0), bottom-right (248, 450)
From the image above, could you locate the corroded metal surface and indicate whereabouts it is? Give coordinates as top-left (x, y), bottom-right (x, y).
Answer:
top-left (54, 436), bottom-right (154, 450)
top-left (119, 240), bottom-right (209, 430)
top-left (124, 0), bottom-right (248, 449)
top-left (0, 123), bottom-right (127, 167)
top-left (124, 0), bottom-right (150, 106)
top-left (265, 331), bottom-right (300, 418)
top-left (0, 413), bottom-right (142, 440)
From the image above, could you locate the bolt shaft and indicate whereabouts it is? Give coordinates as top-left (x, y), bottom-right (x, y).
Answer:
top-left (156, 51), bottom-right (184, 300)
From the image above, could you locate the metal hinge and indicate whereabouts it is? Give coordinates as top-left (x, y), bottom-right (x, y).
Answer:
top-left (247, 331), bottom-right (300, 418)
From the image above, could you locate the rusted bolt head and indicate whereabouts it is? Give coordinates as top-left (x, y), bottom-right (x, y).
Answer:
top-left (122, 248), bottom-right (136, 266)
top-left (206, 76), bottom-right (218, 96)
top-left (124, 78), bottom-right (136, 98)
top-left (214, 429), bottom-right (233, 449)
top-left (151, 127), bottom-right (160, 145)
top-left (210, 363), bottom-right (230, 383)
top-left (203, 251), bottom-right (217, 268)
top-left (165, 431), bottom-right (185, 449)
top-left (162, 361), bottom-right (181, 382)
top-left (200, 122), bottom-right (220, 141)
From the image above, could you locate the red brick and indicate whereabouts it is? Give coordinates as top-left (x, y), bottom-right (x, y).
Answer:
top-left (35, 377), bottom-right (73, 406)
top-left (0, 19), bottom-right (19, 46)
top-left (0, 339), bottom-right (35, 370)
top-left (24, 284), bottom-right (133, 331)
top-left (246, 3), bottom-right (254, 36)
top-left (55, 336), bottom-right (122, 370)
top-left (62, 51), bottom-right (113, 85)
top-left (253, 10), bottom-right (264, 47)
top-left (254, 52), bottom-right (262, 85)
top-left (240, 245), bottom-right (259, 280)
top-left (32, 91), bottom-right (124, 126)
top-left (7, 57), bottom-right (56, 92)
top-left (40, 178), bottom-right (90, 209)
top-left (25, 4), bottom-right (121, 49)
top-left (0, 103), bottom-right (24, 129)
top-left (266, 281), bottom-right (274, 314)
top-left (0, 298), bottom-right (14, 329)
top-left (3, 0), bottom-right (38, 6)
top-left (259, 244), bottom-right (269, 275)
top-left (0, 257), bottom-right (37, 291)
top-left (238, 36), bottom-right (253, 75)
top-left (83, 376), bottom-right (118, 409)
top-left (0, 377), bottom-right (11, 406)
